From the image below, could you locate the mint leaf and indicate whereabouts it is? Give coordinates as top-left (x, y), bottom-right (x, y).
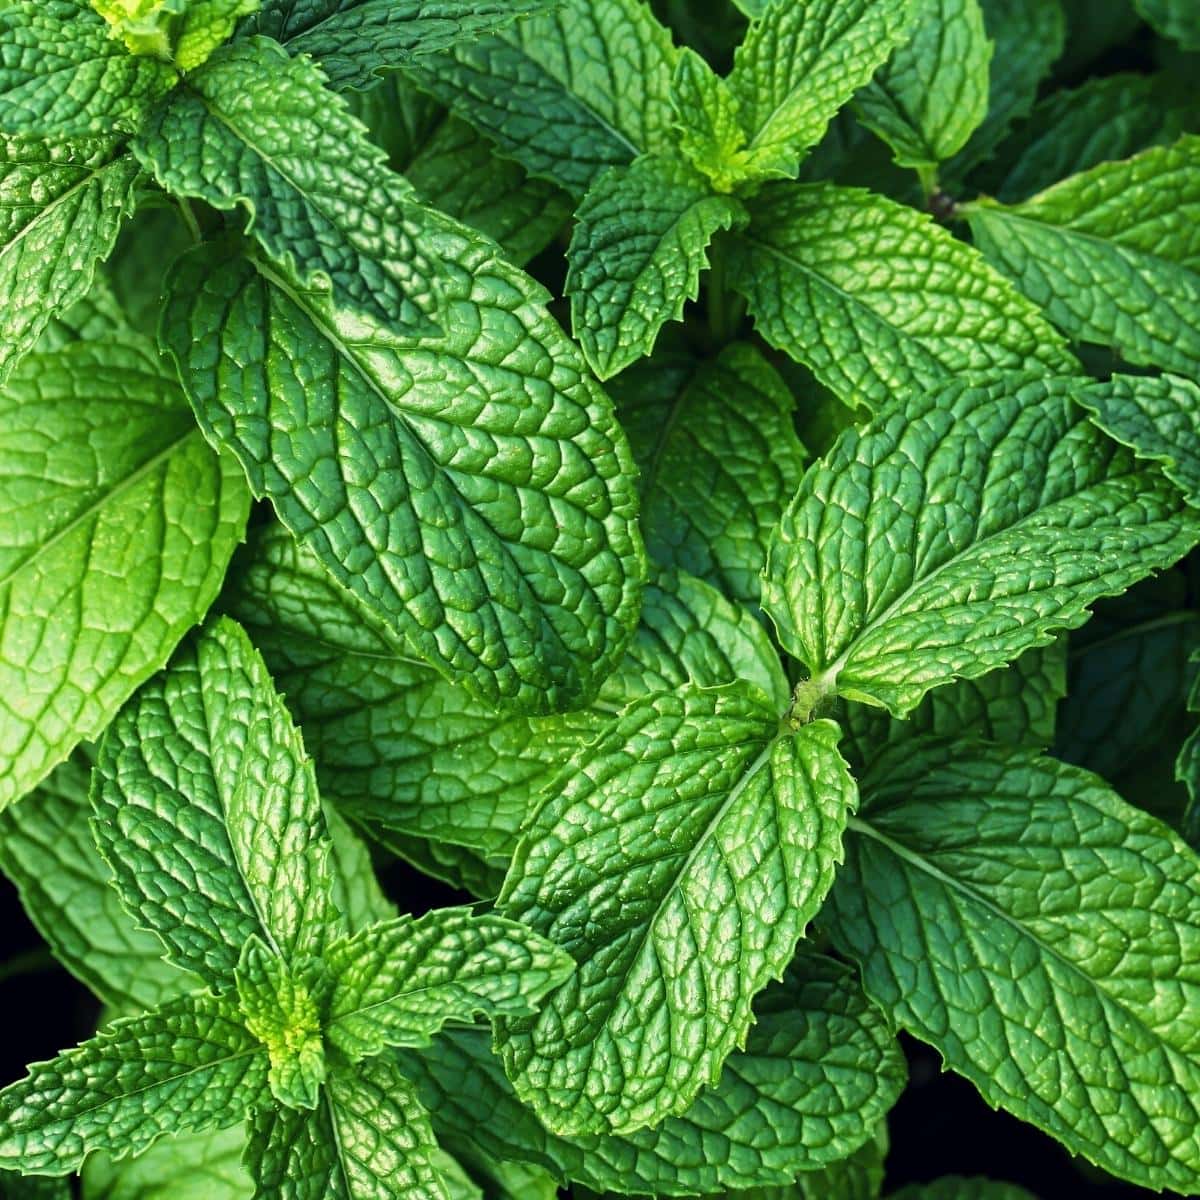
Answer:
top-left (965, 136), bottom-right (1200, 378)
top-left (727, 0), bottom-right (918, 181)
top-left (407, 0), bottom-right (678, 197)
top-left (610, 341), bottom-right (807, 609)
top-left (977, 72), bottom-right (1194, 203)
top-left (242, 0), bottom-right (559, 91)
top-left (1135, 0), bottom-right (1200, 49)
top-left (0, 755), bottom-right (193, 1013)
top-left (730, 184), bottom-right (1075, 412)
top-left (496, 687), bottom-right (855, 1133)
top-left (855, 0), bottom-right (992, 172)
top-left (92, 618), bottom-right (337, 979)
top-left (0, 1), bottom-right (177, 136)
top-left (0, 341), bottom-right (250, 811)
top-left (92, 0), bottom-right (258, 69)
top-left (405, 953), bottom-right (903, 1193)
top-left (0, 992), bottom-right (267, 1174)
top-left (0, 134), bottom-right (139, 385)
top-left (224, 524), bottom-right (785, 860)
top-left (764, 374), bottom-right (1200, 717)
top-left (944, 0), bottom-right (1065, 180)
top-left (235, 939), bottom-right (327, 1111)
top-left (133, 38), bottom-right (442, 336)
top-left (246, 1058), bottom-right (449, 1200)
top-left (82, 1126), bottom-right (251, 1200)
top-left (840, 641), bottom-right (1067, 769)
top-left (825, 739), bottom-right (1200, 1193)
top-left (163, 228), bottom-right (644, 715)
top-left (566, 156), bottom-right (747, 379)
top-left (669, 48), bottom-right (750, 194)
top-left (1073, 373), bottom-right (1200, 507)
top-left (402, 111), bottom-right (569, 267)
top-left (323, 908), bottom-right (572, 1059)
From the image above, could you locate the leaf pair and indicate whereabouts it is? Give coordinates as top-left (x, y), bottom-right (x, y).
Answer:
top-left (0, 619), bottom-right (572, 1198)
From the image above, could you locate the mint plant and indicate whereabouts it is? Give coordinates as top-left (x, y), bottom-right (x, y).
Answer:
top-left (2, 1), bottom-right (1200, 1198)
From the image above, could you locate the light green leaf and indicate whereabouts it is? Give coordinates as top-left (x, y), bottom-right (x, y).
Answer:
top-left (92, 0), bottom-right (258, 69)
top-left (92, 618), bottom-right (336, 979)
top-left (404, 953), bottom-right (903, 1194)
top-left (730, 183), bottom-right (1075, 412)
top-left (235, 939), bottom-right (327, 1111)
top-left (496, 687), bottom-right (855, 1134)
top-left (176, 0), bottom-right (262, 69)
top-left (406, 0), bottom-right (678, 196)
top-left (323, 908), bottom-right (572, 1060)
top-left (133, 38), bottom-right (441, 336)
top-left (0, 134), bottom-right (139, 385)
top-left (1135, 0), bottom-right (1200, 49)
top-left (0, 1), bottom-right (177, 136)
top-left (163, 226), bottom-right (644, 715)
top-left (0, 992), bottom-right (267, 1174)
top-left (977, 72), bottom-right (1194, 203)
top-left (727, 0), bottom-right (918, 181)
top-left (965, 136), bottom-right (1200, 378)
top-left (82, 1126), bottom-right (251, 1200)
top-left (670, 48), bottom-right (751, 194)
top-left (403, 112), bottom-right (569, 267)
top-left (610, 341), bottom-right (806, 609)
top-left (0, 341), bottom-right (249, 811)
top-left (223, 524), bottom-right (785, 859)
top-left (764, 374), bottom-right (1200, 717)
top-left (566, 156), bottom-right (747, 379)
top-left (246, 1057), bottom-right (449, 1199)
top-left (945, 0), bottom-right (1065, 179)
top-left (36, 274), bottom-right (138, 353)
top-left (839, 641), bottom-right (1067, 769)
top-left (241, 0), bottom-right (559, 91)
top-left (824, 739), bottom-right (1200, 1193)
top-left (889, 1180), bottom-right (1036, 1200)
top-left (0, 754), bottom-right (193, 1013)
top-left (856, 0), bottom-right (992, 171)
top-left (1074, 373), bottom-right (1200, 506)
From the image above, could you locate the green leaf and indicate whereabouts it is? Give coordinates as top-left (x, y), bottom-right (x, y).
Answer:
top-left (0, 992), bottom-right (267, 1174)
top-left (0, 1175), bottom-right (71, 1200)
top-left (1073, 373), bottom-right (1200, 506)
top-left (730, 183), bottom-right (1075, 412)
top-left (976, 72), bottom-right (1195, 204)
top-left (36, 274), bottom-right (138, 353)
top-left (0, 341), bottom-right (249, 811)
top-left (824, 739), bottom-right (1200, 1193)
top-left (566, 156), bottom-right (747, 379)
top-left (0, 134), bottom-right (139, 385)
top-left (323, 908), bottom-right (572, 1060)
top-left (764, 374), bottom-right (1200, 717)
top-left (945, 0), bottom-right (1065, 179)
top-left (324, 805), bottom-right (395, 932)
top-left (727, 0), bottom-right (919, 181)
top-left (609, 341), bottom-right (807, 609)
top-left (670, 48), bottom-right (751, 194)
top-left (406, 0), bottom-right (678, 197)
top-left (964, 136), bottom-right (1200, 379)
top-left (855, 0), bottom-right (992, 171)
top-left (0, 1), bottom-right (177, 136)
top-left (1135, 0), bottom-right (1200, 49)
top-left (1180, 649), bottom-right (1200, 845)
top-left (241, 0), bottom-right (559, 91)
top-left (839, 641), bottom-right (1067, 769)
top-left (163, 228), bottom-right (644, 715)
top-left (224, 524), bottom-right (786, 859)
top-left (0, 754), bottom-right (193, 1013)
top-left (245, 1057), bottom-right (449, 1199)
top-left (496, 686), bottom-right (855, 1133)
top-left (402, 112), bottom-right (569, 267)
top-left (92, 617), bottom-right (337, 979)
top-left (82, 1126), bottom-right (251, 1200)
top-left (92, 0), bottom-right (258, 69)
top-left (176, 0), bottom-right (262, 69)
top-left (404, 953), bottom-right (903, 1194)
top-left (133, 38), bottom-right (441, 336)
top-left (889, 1180), bottom-right (1036, 1200)
top-left (235, 939), bottom-right (327, 1111)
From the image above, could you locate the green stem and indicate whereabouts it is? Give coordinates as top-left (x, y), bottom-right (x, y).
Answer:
top-left (0, 948), bottom-right (57, 985)
top-left (706, 236), bottom-right (746, 347)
